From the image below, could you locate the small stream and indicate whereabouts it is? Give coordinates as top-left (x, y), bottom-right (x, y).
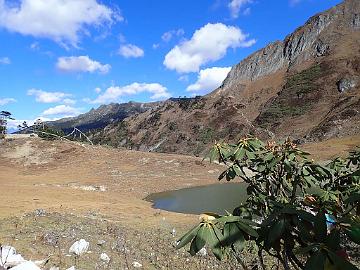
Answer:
top-left (146, 182), bottom-right (248, 215)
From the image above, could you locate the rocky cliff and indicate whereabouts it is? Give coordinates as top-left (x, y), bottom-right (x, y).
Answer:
top-left (222, 0), bottom-right (360, 87)
top-left (83, 0), bottom-right (360, 155)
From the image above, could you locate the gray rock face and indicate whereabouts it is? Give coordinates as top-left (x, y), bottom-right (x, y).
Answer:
top-left (337, 78), bottom-right (357, 92)
top-left (221, 0), bottom-right (359, 89)
top-left (353, 14), bottom-right (360, 28)
top-left (315, 40), bottom-right (330, 57)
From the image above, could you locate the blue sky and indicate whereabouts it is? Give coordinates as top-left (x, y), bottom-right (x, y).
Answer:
top-left (0, 0), bottom-right (342, 128)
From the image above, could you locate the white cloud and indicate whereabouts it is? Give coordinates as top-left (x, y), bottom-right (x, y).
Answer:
top-left (7, 117), bottom-right (54, 132)
top-left (56, 56), bottom-right (111, 74)
top-left (228, 0), bottom-right (252, 19)
top-left (42, 105), bottom-right (81, 117)
top-left (0, 57), bottom-right (10, 64)
top-left (0, 97), bottom-right (16, 105)
top-left (187, 67), bottom-right (231, 93)
top-left (164, 23), bottom-right (256, 73)
top-left (161, 28), bottom-right (184, 42)
top-left (63, 98), bottom-right (76, 105)
top-left (30, 42), bottom-right (40, 50)
top-left (178, 75), bottom-right (189, 82)
top-left (118, 44), bottom-right (144, 58)
top-left (27, 89), bottom-right (71, 103)
top-left (0, 0), bottom-right (121, 47)
top-left (90, 82), bottom-right (171, 104)
top-left (94, 87), bottom-right (102, 93)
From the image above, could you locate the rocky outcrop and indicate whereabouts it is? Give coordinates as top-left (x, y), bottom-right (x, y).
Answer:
top-left (337, 78), bottom-right (357, 92)
top-left (221, 0), bottom-right (359, 88)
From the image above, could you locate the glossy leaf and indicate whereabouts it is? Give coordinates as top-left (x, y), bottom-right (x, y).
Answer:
top-left (176, 225), bottom-right (201, 249)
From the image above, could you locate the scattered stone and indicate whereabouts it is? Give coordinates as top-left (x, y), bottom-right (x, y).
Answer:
top-left (34, 209), bottom-right (46, 217)
top-left (10, 261), bottom-right (41, 270)
top-left (69, 239), bottom-right (89, 256)
top-left (337, 78), bottom-right (356, 93)
top-left (49, 267), bottom-right (60, 270)
top-left (100, 253), bottom-right (110, 263)
top-left (66, 267), bottom-right (76, 270)
top-left (42, 231), bottom-right (59, 246)
top-left (198, 247), bottom-right (207, 257)
top-left (97, 240), bottom-right (106, 246)
top-left (132, 261), bottom-right (142, 268)
top-left (0, 246), bottom-right (26, 268)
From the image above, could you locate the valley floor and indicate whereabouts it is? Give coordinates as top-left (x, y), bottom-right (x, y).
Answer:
top-left (0, 136), bottom-right (359, 269)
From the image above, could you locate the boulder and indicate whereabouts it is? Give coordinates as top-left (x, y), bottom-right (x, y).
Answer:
top-left (69, 239), bottom-right (89, 256)
top-left (337, 78), bottom-right (356, 92)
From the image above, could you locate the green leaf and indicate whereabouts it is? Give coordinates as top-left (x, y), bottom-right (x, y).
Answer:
top-left (284, 159), bottom-right (292, 173)
top-left (298, 220), bottom-right (314, 242)
top-left (344, 193), bottom-right (360, 205)
top-left (325, 229), bottom-right (340, 251)
top-left (304, 251), bottom-right (326, 270)
top-left (267, 218), bottom-right (285, 246)
top-left (233, 165), bottom-right (244, 177)
top-left (327, 250), bottom-right (358, 270)
top-left (223, 223), bottom-right (245, 250)
top-left (346, 225), bottom-right (360, 245)
top-left (208, 147), bottom-right (220, 163)
top-left (235, 147), bottom-right (245, 160)
top-left (264, 152), bottom-right (274, 161)
top-left (245, 150), bottom-right (255, 160)
top-left (314, 211), bottom-right (327, 242)
top-left (236, 221), bottom-right (259, 238)
top-left (189, 225), bottom-right (206, 255)
top-left (176, 224), bottom-right (201, 249)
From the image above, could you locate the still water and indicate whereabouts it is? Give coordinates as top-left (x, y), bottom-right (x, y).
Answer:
top-left (146, 182), bottom-right (248, 215)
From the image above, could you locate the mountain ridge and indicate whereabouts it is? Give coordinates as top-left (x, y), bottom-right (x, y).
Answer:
top-left (51, 0), bottom-right (360, 155)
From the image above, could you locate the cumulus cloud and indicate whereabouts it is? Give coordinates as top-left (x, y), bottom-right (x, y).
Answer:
top-left (187, 67), bottom-right (231, 93)
top-left (0, 0), bottom-right (121, 47)
top-left (90, 82), bottom-right (170, 104)
top-left (7, 117), bottom-right (55, 132)
top-left (118, 44), bottom-right (144, 58)
top-left (0, 97), bottom-right (16, 105)
top-left (27, 89), bottom-right (71, 103)
top-left (94, 87), bottom-right (102, 93)
top-left (0, 57), bottom-right (10, 64)
top-left (56, 56), bottom-right (111, 74)
top-left (228, 0), bottom-right (252, 19)
top-left (161, 29), bottom-right (185, 42)
top-left (63, 98), bottom-right (76, 105)
top-left (164, 23), bottom-right (256, 73)
top-left (42, 105), bottom-right (81, 117)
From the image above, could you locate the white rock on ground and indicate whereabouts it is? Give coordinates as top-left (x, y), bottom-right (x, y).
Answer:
top-left (0, 246), bottom-right (26, 268)
top-left (66, 266), bottom-right (76, 270)
top-left (198, 247), bottom-right (207, 256)
top-left (132, 261), bottom-right (142, 268)
top-left (100, 253), bottom-right (110, 263)
top-left (69, 239), bottom-right (89, 256)
top-left (10, 261), bottom-right (42, 270)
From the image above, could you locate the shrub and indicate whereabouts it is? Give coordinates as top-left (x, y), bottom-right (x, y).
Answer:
top-left (176, 137), bottom-right (360, 269)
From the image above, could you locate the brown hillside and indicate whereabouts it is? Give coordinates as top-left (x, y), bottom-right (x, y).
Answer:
top-left (90, 0), bottom-right (360, 155)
